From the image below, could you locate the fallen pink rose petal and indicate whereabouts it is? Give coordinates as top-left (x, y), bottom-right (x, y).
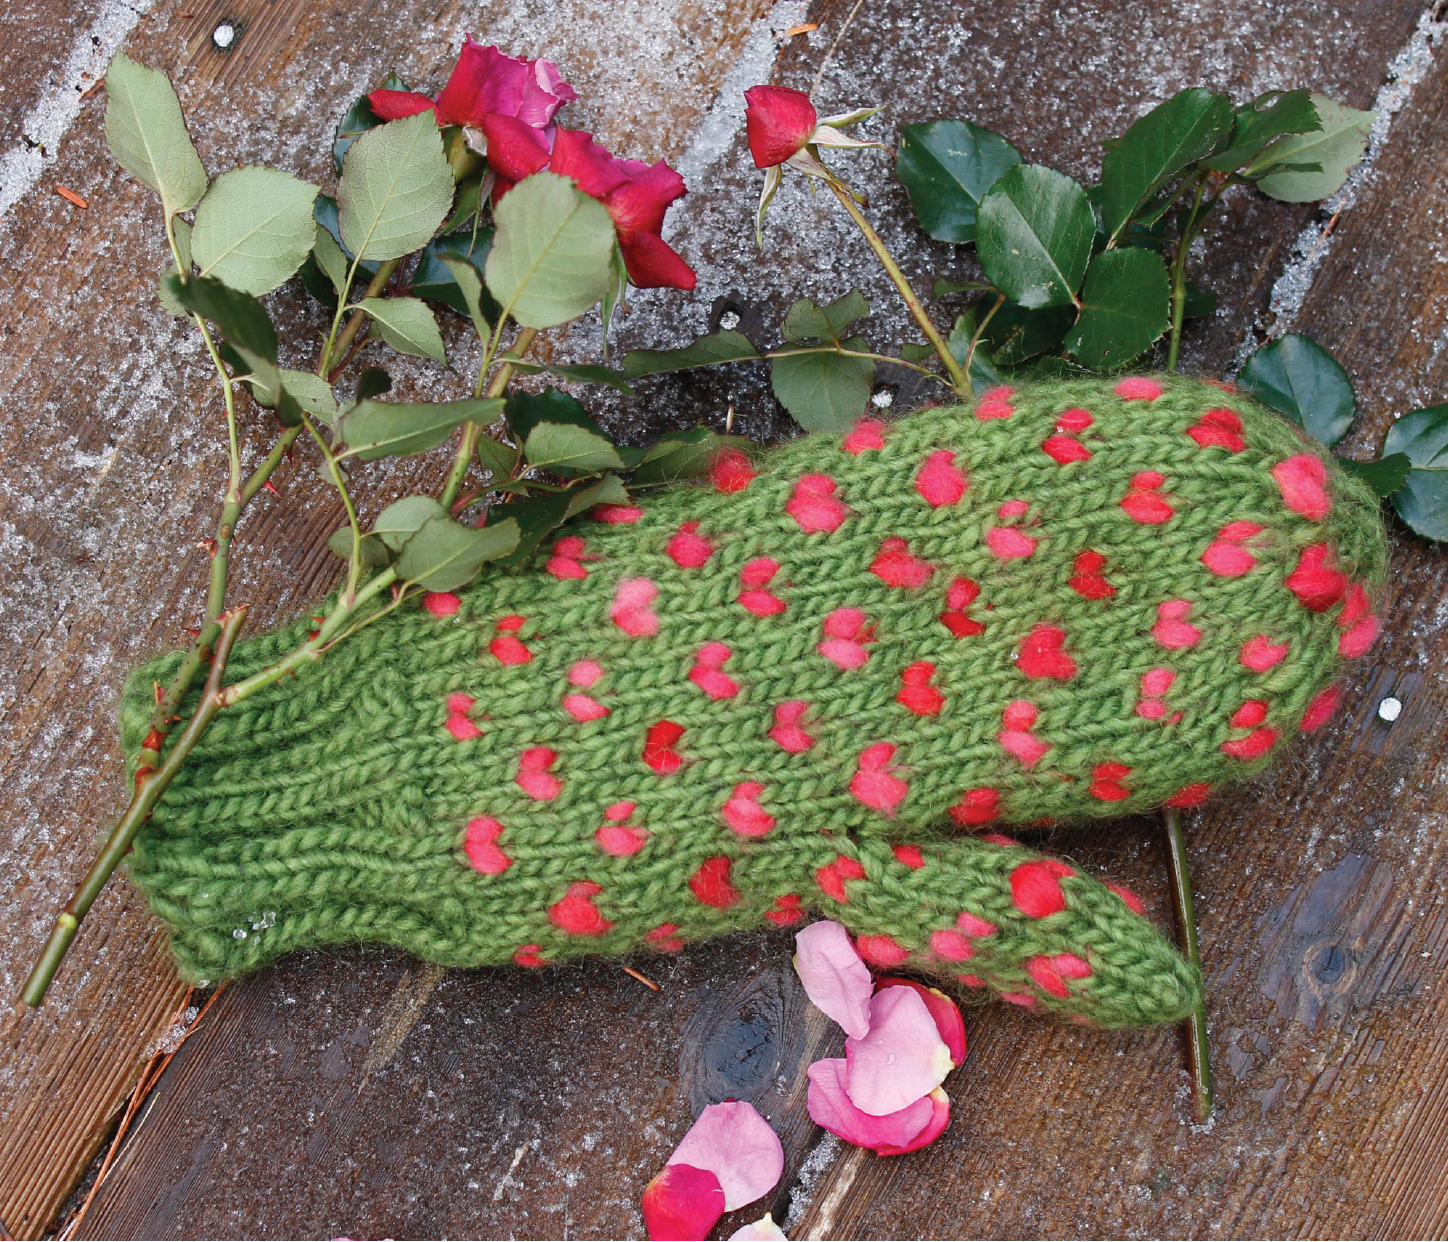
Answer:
top-left (643, 1163), bottom-right (725, 1241)
top-left (807, 1057), bottom-right (937, 1153)
top-left (668, 1100), bottom-right (785, 1210)
top-left (844, 985), bottom-right (954, 1115)
top-left (727, 1212), bottom-right (788, 1240)
top-left (793, 919), bottom-right (872, 1039)
top-left (873, 976), bottom-right (967, 1066)
top-left (873, 1088), bottom-right (950, 1157)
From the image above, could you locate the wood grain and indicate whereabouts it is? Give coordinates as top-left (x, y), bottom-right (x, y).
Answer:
top-left (2, 0), bottom-right (1447, 1237)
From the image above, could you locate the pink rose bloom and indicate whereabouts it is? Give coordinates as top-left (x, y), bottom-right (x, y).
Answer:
top-left (482, 121), bottom-right (696, 290)
top-left (368, 38), bottom-right (574, 130)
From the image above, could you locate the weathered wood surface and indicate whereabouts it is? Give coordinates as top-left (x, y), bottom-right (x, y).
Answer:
top-left (2, 0), bottom-right (1448, 1236)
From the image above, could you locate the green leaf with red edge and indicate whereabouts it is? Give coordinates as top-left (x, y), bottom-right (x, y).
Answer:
top-left (475, 430), bottom-right (518, 478)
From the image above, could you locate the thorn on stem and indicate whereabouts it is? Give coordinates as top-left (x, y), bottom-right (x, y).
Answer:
top-left (263, 479), bottom-right (281, 496)
top-left (200, 538), bottom-right (218, 557)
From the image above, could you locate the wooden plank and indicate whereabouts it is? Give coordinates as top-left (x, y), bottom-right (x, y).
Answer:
top-left (788, 13), bottom-right (1448, 1239)
top-left (4, 0), bottom-right (1446, 1238)
top-left (0, 0), bottom-right (770, 1234)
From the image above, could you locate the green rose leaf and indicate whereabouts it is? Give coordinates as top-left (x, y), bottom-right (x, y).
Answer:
top-left (417, 229), bottom-right (501, 324)
top-left (505, 386), bottom-right (609, 443)
top-left (355, 296), bottom-right (447, 364)
top-left (312, 223), bottom-right (351, 299)
top-left (356, 367), bottom-right (392, 402)
top-left (771, 338), bottom-right (874, 432)
top-left (396, 514), bottom-right (520, 590)
top-left (1100, 89), bottom-right (1234, 241)
top-left (946, 313), bottom-right (1012, 393)
top-left (1383, 406), bottom-right (1448, 540)
top-left (475, 430), bottom-right (518, 478)
top-left (523, 422), bottom-right (626, 474)
top-left (631, 428), bottom-right (734, 487)
top-left (982, 301), bottom-right (1073, 366)
top-left (1253, 94), bottom-right (1374, 201)
top-left (509, 361), bottom-right (636, 395)
top-left (338, 112), bottom-right (454, 262)
top-left (1339, 452), bottom-right (1410, 499)
top-left (487, 490), bottom-right (575, 566)
top-left (484, 171), bottom-right (617, 328)
top-left (372, 495), bottom-right (449, 551)
top-left (1062, 247), bottom-right (1171, 368)
top-left (976, 165), bottom-right (1094, 309)
top-left (224, 346), bottom-right (302, 426)
top-left (564, 473), bottom-right (630, 519)
top-left (245, 367), bottom-right (336, 425)
top-left (621, 329), bottom-right (760, 378)
top-left (894, 120), bottom-right (1022, 244)
top-left (164, 273), bottom-right (277, 361)
top-left (190, 166), bottom-right (319, 296)
top-left (1239, 334), bottom-right (1355, 446)
top-left (332, 74), bottom-right (403, 174)
top-left (157, 218), bottom-right (194, 315)
top-left (341, 396), bottom-right (504, 461)
top-left (1183, 281), bottom-right (1217, 319)
top-left (1202, 90), bottom-right (1321, 174)
top-left (436, 254), bottom-right (495, 341)
top-left (103, 53), bottom-right (207, 217)
top-left (327, 527), bottom-right (391, 566)
top-left (783, 290), bottom-right (870, 344)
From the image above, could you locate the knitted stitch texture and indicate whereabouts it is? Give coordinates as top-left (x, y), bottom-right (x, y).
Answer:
top-left (119, 375), bottom-right (1385, 1028)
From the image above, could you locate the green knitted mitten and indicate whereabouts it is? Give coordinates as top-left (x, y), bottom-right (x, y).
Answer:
top-left (120, 375), bottom-right (1385, 1029)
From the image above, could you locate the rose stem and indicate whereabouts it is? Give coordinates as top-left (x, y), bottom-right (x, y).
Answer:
top-left (1163, 805), bottom-right (1213, 1120)
top-left (825, 180), bottom-right (972, 395)
top-left (21, 607), bottom-right (248, 1006)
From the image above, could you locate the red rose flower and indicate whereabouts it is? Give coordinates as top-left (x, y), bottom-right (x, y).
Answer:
top-left (481, 120), bottom-right (696, 291)
top-left (744, 85), bottom-right (818, 168)
top-left (368, 38), bottom-right (574, 131)
top-left (740, 85), bottom-right (886, 242)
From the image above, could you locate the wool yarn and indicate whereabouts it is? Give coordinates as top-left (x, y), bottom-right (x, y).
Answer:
top-left (120, 375), bottom-right (1385, 1028)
